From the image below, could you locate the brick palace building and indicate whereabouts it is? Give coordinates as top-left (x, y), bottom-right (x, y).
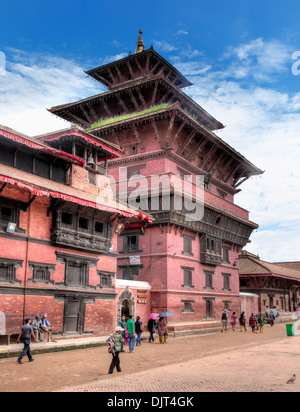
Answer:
top-left (0, 124), bottom-right (152, 340)
top-left (47, 30), bottom-right (264, 330)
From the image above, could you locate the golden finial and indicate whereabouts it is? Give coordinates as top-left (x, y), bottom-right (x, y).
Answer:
top-left (135, 28), bottom-right (145, 54)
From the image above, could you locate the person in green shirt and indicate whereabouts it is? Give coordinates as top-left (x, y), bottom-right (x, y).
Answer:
top-left (107, 326), bottom-right (124, 374)
top-left (257, 314), bottom-right (267, 334)
top-left (127, 315), bottom-right (135, 353)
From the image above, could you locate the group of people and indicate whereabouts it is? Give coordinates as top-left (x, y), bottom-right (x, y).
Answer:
top-left (221, 308), bottom-right (278, 334)
top-left (16, 314), bottom-right (53, 364)
top-left (107, 314), bottom-right (169, 374)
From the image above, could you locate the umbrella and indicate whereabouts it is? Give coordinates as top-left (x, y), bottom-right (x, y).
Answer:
top-left (159, 312), bottom-right (175, 317)
top-left (148, 313), bottom-right (160, 320)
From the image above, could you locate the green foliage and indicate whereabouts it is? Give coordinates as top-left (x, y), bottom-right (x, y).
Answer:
top-left (86, 103), bottom-right (172, 130)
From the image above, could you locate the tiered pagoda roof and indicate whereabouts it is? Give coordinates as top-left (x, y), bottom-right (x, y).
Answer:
top-left (48, 30), bottom-right (263, 191)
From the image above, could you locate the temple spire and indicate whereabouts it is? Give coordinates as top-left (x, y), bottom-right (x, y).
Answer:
top-left (135, 28), bottom-right (145, 54)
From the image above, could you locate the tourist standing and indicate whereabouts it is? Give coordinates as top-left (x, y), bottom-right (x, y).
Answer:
top-left (16, 318), bottom-right (38, 364)
top-left (231, 312), bottom-right (237, 331)
top-left (127, 315), bottom-right (135, 353)
top-left (257, 314), bottom-right (267, 333)
top-left (107, 326), bottom-right (124, 374)
top-left (158, 317), bottom-right (168, 344)
top-left (135, 316), bottom-right (143, 346)
top-left (221, 309), bottom-right (228, 333)
top-left (269, 311), bottom-right (275, 327)
top-left (249, 313), bottom-right (257, 333)
top-left (239, 312), bottom-right (247, 332)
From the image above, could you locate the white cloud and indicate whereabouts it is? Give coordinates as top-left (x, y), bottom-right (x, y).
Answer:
top-left (223, 38), bottom-right (292, 82)
top-left (153, 41), bottom-right (177, 52)
top-left (177, 30), bottom-right (188, 35)
top-left (0, 49), bottom-right (101, 135)
top-left (179, 39), bottom-right (300, 261)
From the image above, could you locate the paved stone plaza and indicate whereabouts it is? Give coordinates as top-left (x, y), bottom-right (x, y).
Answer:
top-left (57, 335), bottom-right (300, 393)
top-left (0, 322), bottom-right (299, 392)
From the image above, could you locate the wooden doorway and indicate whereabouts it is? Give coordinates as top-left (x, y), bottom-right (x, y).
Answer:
top-left (63, 298), bottom-right (85, 334)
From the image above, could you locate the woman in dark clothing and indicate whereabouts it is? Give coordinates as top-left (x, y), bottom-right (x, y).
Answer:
top-left (239, 312), bottom-right (247, 332)
top-left (135, 316), bottom-right (143, 346)
top-left (147, 318), bottom-right (155, 343)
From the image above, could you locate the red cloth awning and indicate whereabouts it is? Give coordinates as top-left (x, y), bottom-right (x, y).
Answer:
top-left (0, 128), bottom-right (85, 167)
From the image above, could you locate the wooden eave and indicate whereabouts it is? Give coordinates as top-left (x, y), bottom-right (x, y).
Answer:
top-left (48, 75), bottom-right (224, 132)
top-left (35, 127), bottom-right (121, 154)
top-left (85, 48), bottom-right (192, 90)
top-left (89, 102), bottom-right (263, 179)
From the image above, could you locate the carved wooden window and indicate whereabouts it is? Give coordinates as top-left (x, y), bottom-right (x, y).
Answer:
top-left (124, 235), bottom-right (139, 253)
top-left (56, 252), bottom-right (98, 289)
top-left (183, 236), bottom-right (193, 256)
top-left (222, 273), bottom-right (231, 291)
top-left (204, 298), bottom-right (214, 319)
top-left (122, 266), bottom-right (139, 281)
top-left (28, 262), bottom-right (55, 284)
top-left (35, 156), bottom-right (51, 178)
top-left (0, 198), bottom-right (25, 233)
top-left (16, 149), bottom-right (33, 173)
top-left (0, 143), bottom-right (14, 166)
top-left (206, 236), bottom-right (221, 255)
top-left (222, 246), bottom-right (231, 264)
top-left (79, 217), bottom-right (89, 232)
top-left (0, 142), bottom-right (67, 184)
top-left (182, 300), bottom-right (194, 313)
top-left (98, 271), bottom-right (115, 289)
top-left (95, 221), bottom-right (104, 234)
top-left (66, 261), bottom-right (83, 285)
top-left (204, 270), bottom-right (214, 290)
top-left (182, 267), bottom-right (194, 288)
top-left (0, 258), bottom-right (23, 284)
top-left (61, 212), bottom-right (73, 227)
top-left (223, 301), bottom-right (231, 311)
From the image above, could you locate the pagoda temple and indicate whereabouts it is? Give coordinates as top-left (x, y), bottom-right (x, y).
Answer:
top-left (48, 30), bottom-right (263, 331)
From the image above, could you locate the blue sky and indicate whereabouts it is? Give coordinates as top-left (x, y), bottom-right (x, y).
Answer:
top-left (0, 0), bottom-right (300, 261)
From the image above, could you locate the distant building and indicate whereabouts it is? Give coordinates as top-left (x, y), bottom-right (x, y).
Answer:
top-left (239, 251), bottom-right (300, 313)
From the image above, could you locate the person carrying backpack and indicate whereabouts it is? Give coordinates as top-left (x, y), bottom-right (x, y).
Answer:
top-left (106, 326), bottom-right (124, 374)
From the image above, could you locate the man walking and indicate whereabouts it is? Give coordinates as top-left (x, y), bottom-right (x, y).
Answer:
top-left (16, 318), bottom-right (38, 364)
top-left (107, 326), bottom-right (124, 374)
top-left (127, 315), bottom-right (135, 353)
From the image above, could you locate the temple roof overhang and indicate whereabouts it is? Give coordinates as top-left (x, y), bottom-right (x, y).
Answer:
top-left (0, 125), bottom-right (85, 167)
top-left (35, 126), bottom-right (121, 160)
top-left (89, 102), bottom-right (263, 180)
top-left (48, 75), bottom-right (224, 132)
top-left (85, 47), bottom-right (193, 90)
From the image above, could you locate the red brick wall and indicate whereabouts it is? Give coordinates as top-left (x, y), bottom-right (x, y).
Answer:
top-left (0, 183), bottom-right (119, 336)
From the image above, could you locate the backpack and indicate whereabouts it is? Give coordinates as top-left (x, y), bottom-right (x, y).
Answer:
top-left (107, 334), bottom-right (115, 354)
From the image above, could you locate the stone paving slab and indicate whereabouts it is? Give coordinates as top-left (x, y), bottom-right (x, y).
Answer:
top-left (56, 336), bottom-right (300, 392)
